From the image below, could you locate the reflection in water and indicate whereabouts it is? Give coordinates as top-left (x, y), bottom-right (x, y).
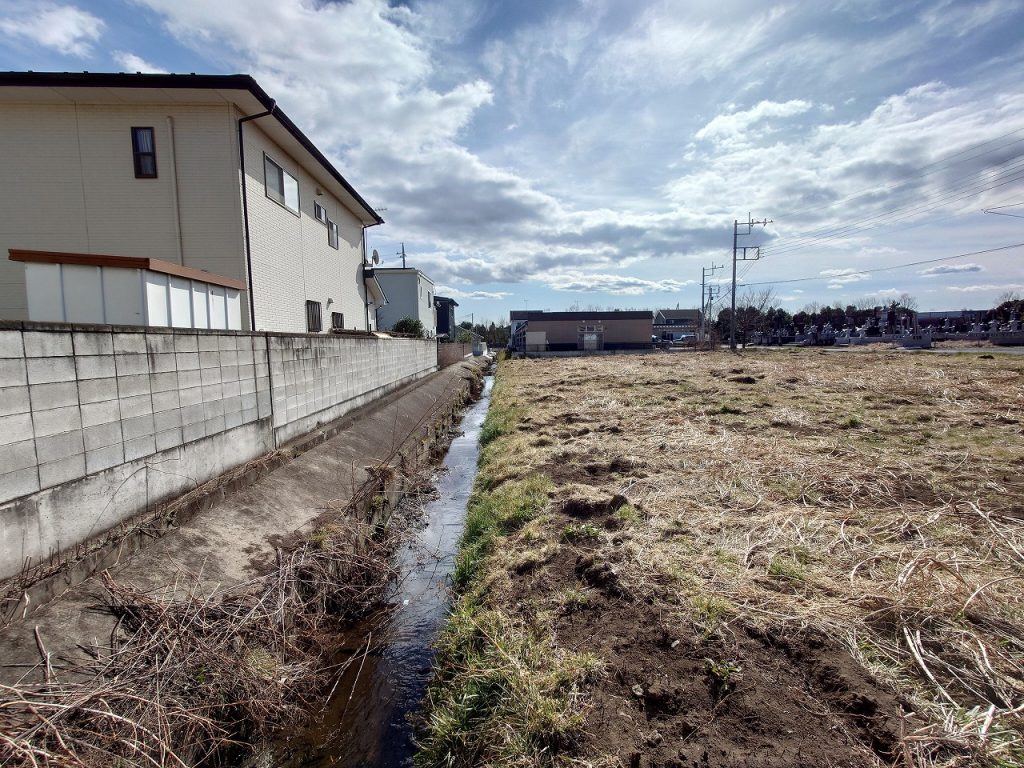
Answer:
top-left (286, 375), bottom-right (493, 768)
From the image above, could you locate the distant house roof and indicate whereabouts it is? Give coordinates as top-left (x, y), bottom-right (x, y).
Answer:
top-left (0, 71), bottom-right (383, 226)
top-left (656, 309), bottom-right (701, 321)
top-left (510, 310), bottom-right (653, 321)
top-left (373, 267), bottom-right (435, 285)
top-left (435, 296), bottom-right (459, 307)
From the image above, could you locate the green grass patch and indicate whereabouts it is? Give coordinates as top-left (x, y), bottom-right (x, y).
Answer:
top-left (767, 555), bottom-right (806, 580)
top-left (418, 607), bottom-right (602, 768)
top-left (561, 522), bottom-right (601, 543)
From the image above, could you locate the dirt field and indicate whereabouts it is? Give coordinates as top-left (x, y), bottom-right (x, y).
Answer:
top-left (420, 349), bottom-right (1024, 768)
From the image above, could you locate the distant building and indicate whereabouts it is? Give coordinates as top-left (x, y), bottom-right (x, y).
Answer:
top-left (434, 296), bottom-right (459, 337)
top-left (0, 71), bottom-right (385, 333)
top-left (374, 267), bottom-right (437, 336)
top-left (916, 309), bottom-right (986, 327)
top-left (653, 308), bottom-right (701, 339)
top-left (509, 310), bottom-right (653, 353)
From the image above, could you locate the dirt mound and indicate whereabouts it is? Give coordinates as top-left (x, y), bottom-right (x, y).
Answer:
top-left (560, 486), bottom-right (630, 518)
top-left (520, 479), bottom-right (908, 766)
top-left (535, 540), bottom-right (907, 767)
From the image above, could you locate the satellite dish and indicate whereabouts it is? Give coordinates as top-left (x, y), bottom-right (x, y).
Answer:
top-left (372, 249), bottom-right (380, 265)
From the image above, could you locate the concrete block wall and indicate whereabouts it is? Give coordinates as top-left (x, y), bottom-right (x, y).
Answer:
top-left (0, 323), bottom-right (436, 580)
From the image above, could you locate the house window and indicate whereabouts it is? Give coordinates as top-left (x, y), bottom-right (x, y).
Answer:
top-left (314, 201), bottom-right (328, 224)
top-left (264, 155), bottom-right (300, 213)
top-left (305, 300), bottom-right (322, 332)
top-left (427, 290), bottom-right (431, 308)
top-left (131, 127), bottom-right (157, 178)
top-left (327, 219), bottom-right (339, 249)
top-left (331, 311), bottom-right (344, 330)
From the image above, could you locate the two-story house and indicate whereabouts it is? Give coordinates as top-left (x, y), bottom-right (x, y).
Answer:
top-left (434, 296), bottom-right (459, 338)
top-left (0, 71), bottom-right (387, 333)
top-left (373, 267), bottom-right (437, 337)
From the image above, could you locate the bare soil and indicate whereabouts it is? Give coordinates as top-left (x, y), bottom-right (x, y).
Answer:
top-left (466, 348), bottom-right (1024, 767)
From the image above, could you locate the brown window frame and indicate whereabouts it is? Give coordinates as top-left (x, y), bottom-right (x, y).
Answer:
top-left (131, 127), bottom-right (157, 179)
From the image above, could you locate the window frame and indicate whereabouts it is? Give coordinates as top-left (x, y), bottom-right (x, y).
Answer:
top-left (305, 300), bottom-right (323, 332)
top-left (131, 127), bottom-right (157, 179)
top-left (327, 218), bottom-right (339, 249)
top-left (264, 153), bottom-right (300, 215)
top-left (314, 201), bottom-right (328, 225)
top-left (331, 311), bottom-right (344, 330)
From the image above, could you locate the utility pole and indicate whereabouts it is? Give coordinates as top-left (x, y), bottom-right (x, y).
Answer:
top-left (700, 263), bottom-right (723, 342)
top-left (399, 242), bottom-right (407, 269)
top-left (730, 214), bottom-right (772, 350)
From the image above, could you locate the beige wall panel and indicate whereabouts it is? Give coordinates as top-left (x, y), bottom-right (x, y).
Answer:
top-left (0, 101), bottom-right (246, 322)
top-left (242, 122), bottom-right (369, 332)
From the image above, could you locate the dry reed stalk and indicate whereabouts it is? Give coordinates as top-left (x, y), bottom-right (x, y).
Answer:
top-left (0, 518), bottom-right (399, 767)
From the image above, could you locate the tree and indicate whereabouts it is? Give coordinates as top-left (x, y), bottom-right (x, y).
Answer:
top-left (391, 317), bottom-right (425, 337)
top-left (897, 293), bottom-right (918, 312)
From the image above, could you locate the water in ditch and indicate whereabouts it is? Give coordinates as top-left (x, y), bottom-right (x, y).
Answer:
top-left (276, 373), bottom-right (494, 768)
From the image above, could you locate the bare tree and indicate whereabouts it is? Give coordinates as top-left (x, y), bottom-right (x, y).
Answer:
top-left (897, 292), bottom-right (918, 312)
top-left (996, 290), bottom-right (1022, 307)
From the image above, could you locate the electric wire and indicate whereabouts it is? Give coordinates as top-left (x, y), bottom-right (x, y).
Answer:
top-left (771, 127), bottom-right (1024, 225)
top-left (735, 242), bottom-right (1024, 288)
top-left (761, 157), bottom-right (1024, 258)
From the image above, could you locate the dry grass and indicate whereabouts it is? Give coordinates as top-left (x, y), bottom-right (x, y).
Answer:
top-left (454, 349), bottom-right (1024, 767)
top-left (0, 519), bottom-right (397, 767)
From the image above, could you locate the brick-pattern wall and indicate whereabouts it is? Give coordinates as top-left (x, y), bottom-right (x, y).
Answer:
top-left (0, 323), bottom-right (437, 580)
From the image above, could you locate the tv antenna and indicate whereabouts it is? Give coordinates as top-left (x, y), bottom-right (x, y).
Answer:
top-left (371, 249), bottom-right (380, 265)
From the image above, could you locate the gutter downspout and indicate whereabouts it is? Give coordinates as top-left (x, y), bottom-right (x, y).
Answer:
top-left (166, 116), bottom-right (185, 266)
top-left (361, 221), bottom-right (383, 331)
top-left (237, 102), bottom-right (276, 330)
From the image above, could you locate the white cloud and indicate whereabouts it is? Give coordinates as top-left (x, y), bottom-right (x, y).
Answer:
top-left (919, 263), bottom-right (983, 276)
top-left (695, 99), bottom-right (814, 143)
top-left (948, 283), bottom-right (1024, 293)
top-left (113, 51), bottom-right (168, 74)
top-left (595, 4), bottom-right (787, 91)
top-left (545, 272), bottom-right (696, 296)
top-left (0, 2), bottom-right (104, 57)
top-left (437, 286), bottom-right (512, 300)
top-left (820, 268), bottom-right (869, 286)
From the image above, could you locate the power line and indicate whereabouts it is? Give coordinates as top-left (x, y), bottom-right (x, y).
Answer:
top-left (768, 127), bottom-right (1024, 231)
top-left (761, 157), bottom-right (1024, 258)
top-left (735, 242), bottom-right (1024, 288)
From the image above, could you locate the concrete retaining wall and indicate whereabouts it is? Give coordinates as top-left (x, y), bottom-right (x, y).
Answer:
top-left (438, 342), bottom-right (472, 368)
top-left (0, 322), bottom-right (436, 580)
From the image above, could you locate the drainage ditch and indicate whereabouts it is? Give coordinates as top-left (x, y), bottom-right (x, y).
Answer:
top-left (272, 373), bottom-right (494, 768)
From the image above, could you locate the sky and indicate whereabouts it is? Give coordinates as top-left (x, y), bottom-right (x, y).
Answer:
top-left (3, 0), bottom-right (1024, 324)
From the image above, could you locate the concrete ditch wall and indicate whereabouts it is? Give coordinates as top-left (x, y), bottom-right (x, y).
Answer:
top-left (0, 322), bottom-right (436, 580)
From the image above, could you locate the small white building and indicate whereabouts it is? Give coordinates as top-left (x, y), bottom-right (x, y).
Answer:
top-left (0, 72), bottom-right (387, 333)
top-left (373, 267), bottom-right (437, 337)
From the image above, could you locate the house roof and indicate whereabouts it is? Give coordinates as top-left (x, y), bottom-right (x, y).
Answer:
top-left (510, 310), bottom-right (653, 321)
top-left (0, 71), bottom-right (383, 226)
top-left (372, 267), bottom-right (435, 285)
top-left (656, 309), bottom-right (701, 320)
top-left (435, 296), bottom-right (459, 307)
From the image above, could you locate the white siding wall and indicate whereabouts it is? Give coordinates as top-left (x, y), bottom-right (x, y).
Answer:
top-left (0, 102), bottom-right (245, 321)
top-left (240, 118), bottom-right (370, 332)
top-left (375, 270), bottom-right (437, 335)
